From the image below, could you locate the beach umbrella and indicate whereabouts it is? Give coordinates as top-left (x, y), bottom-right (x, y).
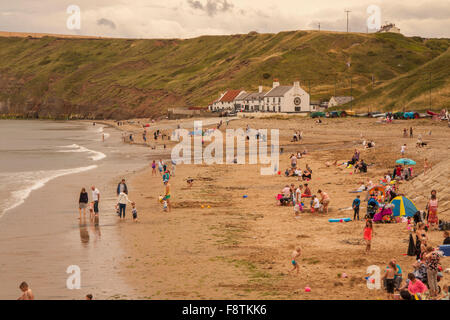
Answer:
top-left (396, 158), bottom-right (416, 165)
top-left (390, 196), bottom-right (418, 217)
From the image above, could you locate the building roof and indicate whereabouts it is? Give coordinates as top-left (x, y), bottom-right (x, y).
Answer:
top-left (219, 90), bottom-right (242, 102)
top-left (245, 91), bottom-right (267, 100)
top-left (331, 96), bottom-right (354, 105)
top-left (235, 91), bottom-right (250, 101)
top-left (264, 86), bottom-right (292, 97)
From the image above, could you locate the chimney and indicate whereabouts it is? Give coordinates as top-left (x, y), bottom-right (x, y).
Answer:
top-left (272, 79), bottom-right (280, 88)
top-left (293, 81), bottom-right (300, 88)
top-left (258, 85), bottom-right (263, 93)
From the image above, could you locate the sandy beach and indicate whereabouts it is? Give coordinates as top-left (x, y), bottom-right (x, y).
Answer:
top-left (2, 117), bottom-right (447, 300)
top-left (107, 116), bottom-right (450, 300)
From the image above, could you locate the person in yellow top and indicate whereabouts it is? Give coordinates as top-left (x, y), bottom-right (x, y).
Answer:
top-left (164, 180), bottom-right (171, 212)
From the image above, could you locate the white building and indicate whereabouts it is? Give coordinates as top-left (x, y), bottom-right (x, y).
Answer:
top-left (239, 86), bottom-right (266, 112)
top-left (377, 23), bottom-right (401, 34)
top-left (233, 91), bottom-right (249, 111)
top-left (328, 96), bottom-right (354, 108)
top-left (210, 89), bottom-right (244, 112)
top-left (262, 80), bottom-right (311, 113)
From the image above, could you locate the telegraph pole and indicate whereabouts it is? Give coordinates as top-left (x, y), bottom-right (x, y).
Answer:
top-left (350, 77), bottom-right (353, 110)
top-left (318, 22), bottom-right (321, 31)
top-left (345, 10), bottom-right (351, 32)
top-left (308, 79), bottom-right (311, 97)
top-left (429, 72), bottom-right (432, 109)
top-left (334, 74), bottom-right (337, 97)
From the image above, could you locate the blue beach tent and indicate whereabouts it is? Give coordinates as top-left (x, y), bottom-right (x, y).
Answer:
top-left (390, 196), bottom-right (418, 217)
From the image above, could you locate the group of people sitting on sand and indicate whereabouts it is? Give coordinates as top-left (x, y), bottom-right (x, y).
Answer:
top-left (278, 183), bottom-right (330, 215)
top-left (392, 164), bottom-right (413, 181)
top-left (284, 153), bottom-right (312, 180)
top-left (291, 131), bottom-right (303, 142)
top-left (332, 149), bottom-right (369, 174)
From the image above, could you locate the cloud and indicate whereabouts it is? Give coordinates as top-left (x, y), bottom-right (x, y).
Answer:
top-left (187, 0), bottom-right (234, 16)
top-left (97, 18), bottom-right (116, 29)
top-left (0, 0), bottom-right (449, 39)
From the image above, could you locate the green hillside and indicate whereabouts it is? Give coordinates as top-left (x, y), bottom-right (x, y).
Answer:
top-left (0, 30), bottom-right (448, 119)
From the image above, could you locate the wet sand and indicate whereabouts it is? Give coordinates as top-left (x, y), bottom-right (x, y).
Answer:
top-left (117, 117), bottom-right (449, 299)
top-left (0, 122), bottom-right (156, 299)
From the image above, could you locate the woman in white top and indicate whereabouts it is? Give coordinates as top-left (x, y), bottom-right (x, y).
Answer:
top-left (117, 192), bottom-right (132, 220)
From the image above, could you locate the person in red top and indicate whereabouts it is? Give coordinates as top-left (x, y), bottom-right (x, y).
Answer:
top-left (363, 220), bottom-right (373, 254)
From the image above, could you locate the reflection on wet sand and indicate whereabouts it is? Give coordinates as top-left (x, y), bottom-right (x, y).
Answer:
top-left (79, 218), bottom-right (90, 245)
top-left (79, 216), bottom-right (101, 246)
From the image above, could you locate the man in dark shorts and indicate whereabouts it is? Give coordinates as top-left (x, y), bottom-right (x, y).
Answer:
top-left (352, 195), bottom-right (361, 220)
top-left (382, 261), bottom-right (398, 300)
top-left (91, 186), bottom-right (100, 215)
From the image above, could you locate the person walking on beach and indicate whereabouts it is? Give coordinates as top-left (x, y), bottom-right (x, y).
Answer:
top-left (409, 127), bottom-right (413, 138)
top-left (151, 160), bottom-right (157, 176)
top-left (17, 282), bottom-right (34, 300)
top-left (131, 202), bottom-right (138, 222)
top-left (163, 180), bottom-right (171, 212)
top-left (363, 220), bottom-right (373, 254)
top-left (116, 190), bottom-right (132, 220)
top-left (158, 159), bottom-right (164, 176)
top-left (352, 195), bottom-right (361, 221)
top-left (78, 188), bottom-right (89, 220)
top-left (162, 169), bottom-right (170, 183)
top-left (91, 186), bottom-right (100, 218)
top-left (289, 247), bottom-right (301, 275)
top-left (117, 179), bottom-right (128, 195)
top-left (401, 144), bottom-right (406, 157)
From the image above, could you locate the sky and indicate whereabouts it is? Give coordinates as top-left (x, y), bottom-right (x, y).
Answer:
top-left (1, 0), bottom-right (449, 39)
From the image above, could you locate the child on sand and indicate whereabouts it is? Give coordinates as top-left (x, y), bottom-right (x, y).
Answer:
top-left (289, 247), bottom-right (301, 275)
top-left (151, 160), bottom-right (156, 176)
top-left (131, 202), bottom-right (138, 222)
top-left (18, 282), bottom-right (34, 300)
top-left (401, 144), bottom-right (406, 156)
top-left (364, 220), bottom-right (373, 254)
top-left (164, 180), bottom-right (171, 212)
top-left (311, 195), bottom-right (320, 213)
top-left (158, 159), bottom-right (164, 176)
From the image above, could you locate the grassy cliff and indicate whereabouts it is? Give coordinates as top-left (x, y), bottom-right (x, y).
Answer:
top-left (0, 30), bottom-right (448, 119)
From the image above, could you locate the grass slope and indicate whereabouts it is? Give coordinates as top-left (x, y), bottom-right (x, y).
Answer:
top-left (0, 30), bottom-right (448, 118)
